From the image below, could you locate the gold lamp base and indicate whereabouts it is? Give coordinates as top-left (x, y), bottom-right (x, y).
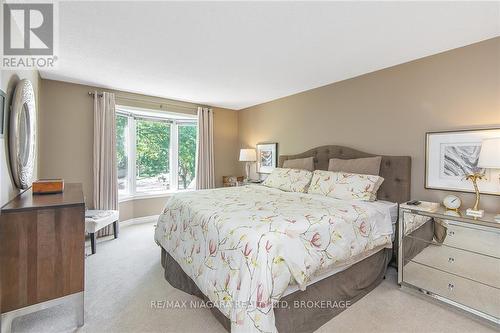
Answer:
top-left (465, 173), bottom-right (485, 215)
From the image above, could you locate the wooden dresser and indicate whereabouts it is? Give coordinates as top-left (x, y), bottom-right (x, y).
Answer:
top-left (0, 183), bottom-right (85, 333)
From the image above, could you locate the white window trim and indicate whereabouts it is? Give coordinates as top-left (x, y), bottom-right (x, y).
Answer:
top-left (170, 122), bottom-right (179, 191)
top-left (118, 190), bottom-right (195, 204)
top-left (117, 108), bottom-right (197, 200)
top-left (128, 117), bottom-right (137, 195)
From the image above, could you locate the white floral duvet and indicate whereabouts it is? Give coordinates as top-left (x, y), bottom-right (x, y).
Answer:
top-left (154, 185), bottom-right (393, 332)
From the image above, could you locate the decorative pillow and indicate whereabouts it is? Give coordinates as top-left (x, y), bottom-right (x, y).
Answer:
top-left (282, 157), bottom-right (315, 171)
top-left (308, 170), bottom-right (384, 201)
top-left (262, 168), bottom-right (313, 193)
top-left (328, 156), bottom-right (382, 176)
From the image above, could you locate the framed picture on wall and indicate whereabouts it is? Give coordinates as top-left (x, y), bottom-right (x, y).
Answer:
top-left (425, 128), bottom-right (500, 195)
top-left (257, 142), bottom-right (278, 174)
top-left (0, 89), bottom-right (6, 138)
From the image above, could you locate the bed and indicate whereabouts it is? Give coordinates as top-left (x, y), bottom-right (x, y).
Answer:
top-left (154, 145), bottom-right (411, 333)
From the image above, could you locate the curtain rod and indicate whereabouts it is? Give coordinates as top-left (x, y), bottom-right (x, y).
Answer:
top-left (87, 91), bottom-right (200, 111)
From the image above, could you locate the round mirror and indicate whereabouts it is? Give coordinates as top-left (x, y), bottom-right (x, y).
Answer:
top-left (9, 79), bottom-right (36, 189)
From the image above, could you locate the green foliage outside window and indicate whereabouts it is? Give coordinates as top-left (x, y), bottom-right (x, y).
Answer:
top-left (116, 114), bottom-right (197, 190)
top-left (136, 120), bottom-right (170, 178)
top-left (116, 115), bottom-right (128, 175)
top-left (178, 125), bottom-right (197, 189)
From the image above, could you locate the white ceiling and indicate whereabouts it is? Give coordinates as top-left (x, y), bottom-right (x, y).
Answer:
top-left (40, 1), bottom-right (500, 110)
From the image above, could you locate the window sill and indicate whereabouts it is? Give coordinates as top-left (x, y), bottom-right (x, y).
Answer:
top-left (118, 189), bottom-right (194, 203)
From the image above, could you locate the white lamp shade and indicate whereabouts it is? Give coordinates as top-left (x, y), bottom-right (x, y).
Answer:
top-left (478, 137), bottom-right (500, 169)
top-left (239, 149), bottom-right (256, 162)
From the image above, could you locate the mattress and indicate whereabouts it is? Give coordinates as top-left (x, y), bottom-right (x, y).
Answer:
top-left (378, 200), bottom-right (399, 225)
top-left (363, 200), bottom-right (399, 240)
top-left (377, 200), bottom-right (398, 240)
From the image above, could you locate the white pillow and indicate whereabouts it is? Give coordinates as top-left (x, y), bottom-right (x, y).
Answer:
top-left (307, 170), bottom-right (384, 201)
top-left (262, 168), bottom-right (313, 193)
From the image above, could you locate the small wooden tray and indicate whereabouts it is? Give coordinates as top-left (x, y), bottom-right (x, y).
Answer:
top-left (33, 179), bottom-right (64, 194)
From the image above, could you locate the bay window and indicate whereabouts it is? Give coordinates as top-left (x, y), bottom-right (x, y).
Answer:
top-left (116, 107), bottom-right (197, 198)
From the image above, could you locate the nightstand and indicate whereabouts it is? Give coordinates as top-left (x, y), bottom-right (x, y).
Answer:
top-left (398, 206), bottom-right (500, 327)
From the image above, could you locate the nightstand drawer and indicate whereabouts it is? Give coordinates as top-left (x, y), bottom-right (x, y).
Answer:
top-left (442, 221), bottom-right (500, 258)
top-left (405, 237), bottom-right (500, 288)
top-left (404, 260), bottom-right (500, 319)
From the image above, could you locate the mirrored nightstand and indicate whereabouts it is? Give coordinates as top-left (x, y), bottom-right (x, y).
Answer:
top-left (398, 206), bottom-right (500, 327)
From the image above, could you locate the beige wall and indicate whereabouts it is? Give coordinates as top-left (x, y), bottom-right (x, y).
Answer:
top-left (118, 197), bottom-right (166, 221)
top-left (238, 37), bottom-right (500, 211)
top-left (0, 69), bottom-right (40, 207)
top-left (39, 80), bottom-right (94, 206)
top-left (214, 107), bottom-right (239, 185)
top-left (38, 79), bottom-right (239, 220)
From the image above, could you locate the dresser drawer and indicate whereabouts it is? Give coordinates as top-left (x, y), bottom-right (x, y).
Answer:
top-left (403, 260), bottom-right (500, 319)
top-left (442, 221), bottom-right (500, 258)
top-left (405, 238), bottom-right (500, 288)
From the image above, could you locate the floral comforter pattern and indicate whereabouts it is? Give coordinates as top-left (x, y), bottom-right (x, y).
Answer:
top-left (262, 168), bottom-right (313, 193)
top-left (308, 170), bottom-right (384, 201)
top-left (154, 185), bottom-right (393, 332)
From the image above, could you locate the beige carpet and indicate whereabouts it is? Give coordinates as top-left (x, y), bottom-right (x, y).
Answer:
top-left (11, 218), bottom-right (496, 333)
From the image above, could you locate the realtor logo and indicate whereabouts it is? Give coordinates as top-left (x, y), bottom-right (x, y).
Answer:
top-left (3, 3), bottom-right (53, 55)
top-left (2, 2), bottom-right (57, 68)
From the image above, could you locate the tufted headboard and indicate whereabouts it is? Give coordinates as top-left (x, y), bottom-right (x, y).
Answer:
top-left (279, 145), bottom-right (411, 203)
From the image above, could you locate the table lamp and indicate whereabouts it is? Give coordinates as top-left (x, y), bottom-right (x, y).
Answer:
top-left (239, 149), bottom-right (256, 182)
top-left (466, 137), bottom-right (500, 220)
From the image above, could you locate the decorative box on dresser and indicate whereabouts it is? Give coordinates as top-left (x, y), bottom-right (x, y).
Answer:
top-left (0, 183), bottom-right (85, 333)
top-left (398, 206), bottom-right (500, 328)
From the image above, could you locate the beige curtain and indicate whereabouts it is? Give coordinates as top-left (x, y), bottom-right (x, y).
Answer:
top-left (196, 107), bottom-right (215, 189)
top-left (93, 91), bottom-right (118, 237)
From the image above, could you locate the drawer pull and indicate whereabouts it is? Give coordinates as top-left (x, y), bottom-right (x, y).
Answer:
top-left (448, 257), bottom-right (455, 263)
top-left (448, 283), bottom-right (455, 291)
top-left (448, 231), bottom-right (455, 236)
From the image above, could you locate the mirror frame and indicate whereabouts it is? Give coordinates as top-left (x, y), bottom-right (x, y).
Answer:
top-left (9, 79), bottom-right (36, 189)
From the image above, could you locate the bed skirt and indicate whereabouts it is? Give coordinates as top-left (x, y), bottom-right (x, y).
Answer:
top-left (160, 247), bottom-right (391, 333)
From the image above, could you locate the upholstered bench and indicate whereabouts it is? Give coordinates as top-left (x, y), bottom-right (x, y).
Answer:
top-left (85, 210), bottom-right (119, 254)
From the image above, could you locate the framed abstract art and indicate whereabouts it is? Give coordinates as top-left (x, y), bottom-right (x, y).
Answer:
top-left (256, 142), bottom-right (277, 174)
top-left (425, 128), bottom-right (500, 195)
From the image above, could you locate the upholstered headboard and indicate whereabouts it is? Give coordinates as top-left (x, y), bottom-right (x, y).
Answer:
top-left (279, 145), bottom-right (411, 203)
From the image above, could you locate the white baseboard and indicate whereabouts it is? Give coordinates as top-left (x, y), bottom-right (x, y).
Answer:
top-left (120, 215), bottom-right (159, 228)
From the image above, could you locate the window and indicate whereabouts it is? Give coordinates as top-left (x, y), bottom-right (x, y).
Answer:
top-left (177, 124), bottom-right (197, 190)
top-left (136, 119), bottom-right (170, 193)
top-left (117, 107), bottom-right (197, 198)
top-left (116, 115), bottom-right (129, 194)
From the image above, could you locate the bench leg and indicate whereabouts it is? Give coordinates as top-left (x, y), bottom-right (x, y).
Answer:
top-left (113, 221), bottom-right (118, 239)
top-left (90, 233), bottom-right (96, 254)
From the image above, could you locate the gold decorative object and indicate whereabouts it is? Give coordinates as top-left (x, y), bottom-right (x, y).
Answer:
top-left (465, 173), bottom-right (485, 217)
top-left (442, 194), bottom-right (461, 211)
